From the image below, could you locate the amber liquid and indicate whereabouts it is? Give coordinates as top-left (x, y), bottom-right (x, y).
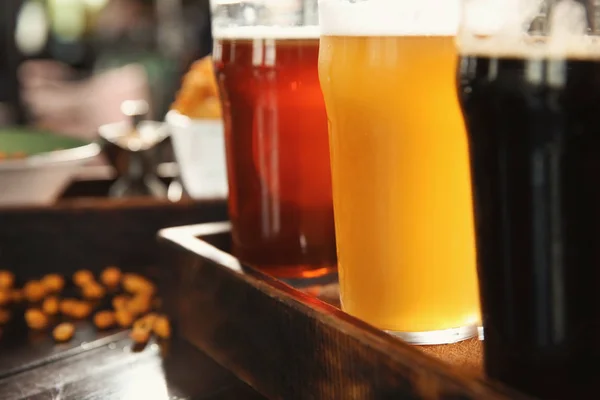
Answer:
top-left (214, 36), bottom-right (336, 280)
top-left (319, 35), bottom-right (480, 332)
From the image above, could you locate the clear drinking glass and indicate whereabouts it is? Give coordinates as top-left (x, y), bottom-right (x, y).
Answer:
top-left (210, 0), bottom-right (337, 284)
top-left (457, 0), bottom-right (600, 398)
top-left (318, 0), bottom-right (481, 345)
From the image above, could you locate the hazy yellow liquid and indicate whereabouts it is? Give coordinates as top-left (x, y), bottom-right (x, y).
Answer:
top-left (319, 35), bottom-right (480, 332)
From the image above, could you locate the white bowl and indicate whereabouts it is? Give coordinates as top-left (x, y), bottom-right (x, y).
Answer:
top-left (166, 111), bottom-right (228, 199)
top-left (0, 137), bottom-right (100, 207)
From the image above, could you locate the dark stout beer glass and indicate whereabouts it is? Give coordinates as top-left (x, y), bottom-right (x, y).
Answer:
top-left (457, 1), bottom-right (600, 398)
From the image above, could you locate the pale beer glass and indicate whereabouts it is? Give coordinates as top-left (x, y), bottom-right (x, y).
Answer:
top-left (318, 0), bottom-right (480, 344)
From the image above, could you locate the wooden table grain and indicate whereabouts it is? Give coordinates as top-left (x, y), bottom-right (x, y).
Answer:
top-left (0, 198), bottom-right (256, 400)
top-left (0, 336), bottom-right (264, 400)
top-left (306, 282), bottom-right (484, 377)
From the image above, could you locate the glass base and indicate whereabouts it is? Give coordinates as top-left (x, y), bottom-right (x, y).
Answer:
top-left (478, 326), bottom-right (484, 340)
top-left (281, 270), bottom-right (339, 289)
top-left (386, 325), bottom-right (478, 345)
top-left (242, 263), bottom-right (338, 288)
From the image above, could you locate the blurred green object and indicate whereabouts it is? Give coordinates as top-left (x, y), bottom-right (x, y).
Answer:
top-left (0, 127), bottom-right (100, 206)
top-left (0, 128), bottom-right (90, 157)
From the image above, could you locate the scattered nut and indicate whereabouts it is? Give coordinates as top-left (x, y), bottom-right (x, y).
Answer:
top-left (53, 323), bottom-right (75, 342)
top-left (0, 267), bottom-right (169, 348)
top-left (140, 313), bottom-right (157, 326)
top-left (42, 274), bottom-right (65, 293)
top-left (133, 314), bottom-right (154, 331)
top-left (25, 309), bottom-right (48, 330)
top-left (115, 308), bottom-right (134, 328)
top-left (122, 274), bottom-right (155, 295)
top-left (130, 324), bottom-right (151, 344)
top-left (73, 270), bottom-right (94, 287)
top-left (82, 282), bottom-right (105, 300)
top-left (112, 295), bottom-right (128, 310)
top-left (93, 311), bottom-right (116, 330)
top-left (100, 266), bottom-right (122, 287)
top-left (23, 281), bottom-right (46, 303)
top-left (0, 270), bottom-right (14, 289)
top-left (70, 301), bottom-right (92, 319)
top-left (59, 298), bottom-right (78, 316)
top-left (0, 309), bottom-right (11, 324)
top-left (153, 316), bottom-right (171, 339)
top-left (42, 296), bottom-right (60, 316)
top-left (127, 294), bottom-right (151, 316)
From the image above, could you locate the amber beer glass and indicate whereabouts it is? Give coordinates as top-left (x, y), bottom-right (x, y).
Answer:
top-left (211, 1), bottom-right (336, 281)
top-left (318, 0), bottom-right (480, 344)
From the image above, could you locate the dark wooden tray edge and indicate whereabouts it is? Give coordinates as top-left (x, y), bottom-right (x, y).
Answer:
top-left (158, 222), bottom-right (530, 400)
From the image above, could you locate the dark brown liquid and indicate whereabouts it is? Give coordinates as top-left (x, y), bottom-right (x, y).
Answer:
top-left (214, 36), bottom-right (336, 280)
top-left (459, 55), bottom-right (600, 399)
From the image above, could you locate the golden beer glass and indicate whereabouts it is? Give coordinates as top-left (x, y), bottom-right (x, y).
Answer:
top-left (318, 0), bottom-right (480, 344)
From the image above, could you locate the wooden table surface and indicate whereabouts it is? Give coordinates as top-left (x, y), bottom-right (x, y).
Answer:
top-left (0, 192), bottom-right (261, 400)
top-left (0, 335), bottom-right (264, 400)
top-left (0, 281), bottom-right (482, 400)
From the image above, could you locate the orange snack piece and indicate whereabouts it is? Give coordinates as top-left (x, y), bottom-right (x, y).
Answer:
top-left (73, 270), bottom-right (94, 287)
top-left (112, 295), bottom-right (128, 310)
top-left (130, 324), bottom-right (151, 344)
top-left (127, 294), bottom-right (152, 316)
top-left (171, 56), bottom-right (222, 119)
top-left (100, 266), bottom-right (122, 287)
top-left (25, 309), bottom-right (48, 330)
top-left (82, 282), bottom-right (105, 300)
top-left (115, 309), bottom-right (134, 328)
top-left (94, 311), bottom-right (116, 330)
top-left (42, 296), bottom-right (60, 315)
top-left (153, 315), bottom-right (171, 339)
top-left (59, 298), bottom-right (78, 316)
top-left (42, 274), bottom-right (65, 293)
top-left (71, 301), bottom-right (92, 319)
top-left (23, 280), bottom-right (46, 302)
top-left (0, 270), bottom-right (14, 289)
top-left (122, 274), bottom-right (155, 295)
top-left (53, 323), bottom-right (75, 342)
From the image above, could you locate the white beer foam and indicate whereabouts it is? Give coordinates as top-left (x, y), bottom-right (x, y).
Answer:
top-left (213, 26), bottom-right (320, 40)
top-left (458, 0), bottom-right (600, 59)
top-left (318, 0), bottom-right (460, 37)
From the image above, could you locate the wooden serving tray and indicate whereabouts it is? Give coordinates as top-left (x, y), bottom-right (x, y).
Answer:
top-left (158, 222), bottom-right (531, 400)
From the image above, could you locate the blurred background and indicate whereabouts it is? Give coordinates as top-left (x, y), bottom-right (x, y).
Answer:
top-left (0, 0), bottom-right (212, 137)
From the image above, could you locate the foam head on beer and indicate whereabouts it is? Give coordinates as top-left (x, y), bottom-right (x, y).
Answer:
top-left (212, 26), bottom-right (320, 40)
top-left (319, 0), bottom-right (460, 36)
top-left (459, 0), bottom-right (594, 57)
